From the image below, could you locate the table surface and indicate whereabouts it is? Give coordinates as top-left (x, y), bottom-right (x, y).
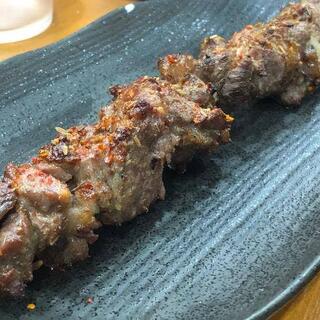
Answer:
top-left (0, 0), bottom-right (319, 319)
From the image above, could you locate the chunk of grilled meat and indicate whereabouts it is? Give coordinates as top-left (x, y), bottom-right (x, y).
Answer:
top-left (199, 0), bottom-right (320, 107)
top-left (0, 77), bottom-right (231, 296)
top-left (159, 0), bottom-right (320, 108)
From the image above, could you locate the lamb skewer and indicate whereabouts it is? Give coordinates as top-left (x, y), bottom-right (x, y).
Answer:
top-left (1, 0), bottom-right (320, 297)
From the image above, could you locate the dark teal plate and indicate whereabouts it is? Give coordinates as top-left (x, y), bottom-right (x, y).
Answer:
top-left (1, 0), bottom-right (319, 319)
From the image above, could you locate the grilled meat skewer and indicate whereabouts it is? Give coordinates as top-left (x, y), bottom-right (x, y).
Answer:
top-left (0, 77), bottom-right (231, 296)
top-left (1, 0), bottom-right (319, 297)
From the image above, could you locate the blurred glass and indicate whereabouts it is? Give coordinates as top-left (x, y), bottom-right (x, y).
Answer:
top-left (0, 0), bottom-right (53, 44)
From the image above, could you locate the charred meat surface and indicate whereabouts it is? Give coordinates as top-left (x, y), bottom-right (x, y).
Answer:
top-left (158, 54), bottom-right (215, 106)
top-left (0, 77), bottom-right (231, 296)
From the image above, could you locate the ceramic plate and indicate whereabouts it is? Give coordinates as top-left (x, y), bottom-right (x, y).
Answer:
top-left (1, 0), bottom-right (320, 319)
